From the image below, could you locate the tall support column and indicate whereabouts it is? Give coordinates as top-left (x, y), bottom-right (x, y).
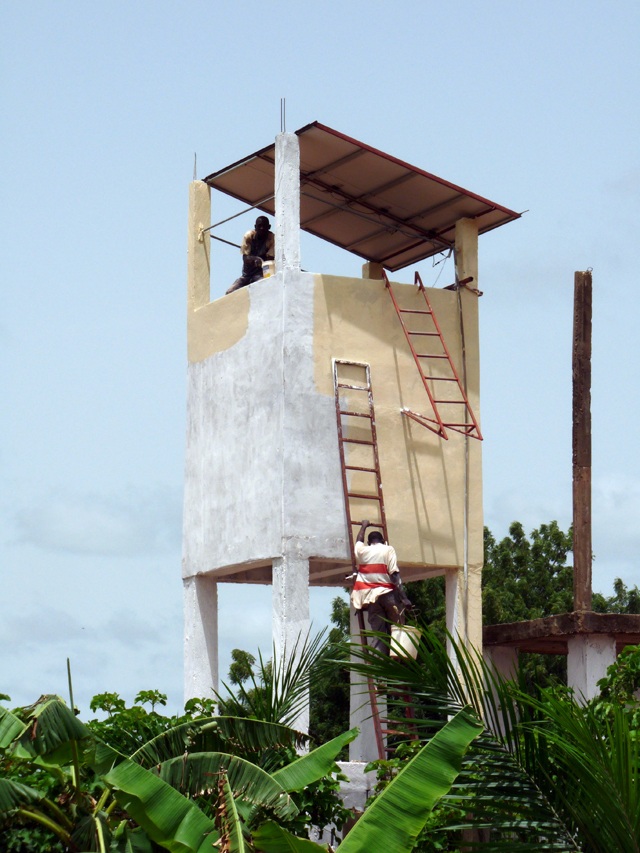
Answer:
top-left (272, 551), bottom-right (310, 732)
top-left (573, 270), bottom-right (592, 611)
top-left (348, 608), bottom-right (385, 761)
top-left (447, 218), bottom-right (483, 659)
top-left (187, 181), bottom-right (211, 311)
top-left (484, 646), bottom-right (519, 736)
top-left (184, 181), bottom-right (217, 707)
top-left (567, 634), bottom-right (615, 703)
top-left (183, 575), bottom-right (218, 702)
top-left (275, 132), bottom-right (301, 275)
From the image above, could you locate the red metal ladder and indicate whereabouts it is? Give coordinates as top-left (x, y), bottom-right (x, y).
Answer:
top-left (332, 358), bottom-right (387, 760)
top-left (384, 270), bottom-right (483, 441)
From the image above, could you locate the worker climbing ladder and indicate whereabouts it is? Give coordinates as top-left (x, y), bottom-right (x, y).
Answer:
top-left (332, 358), bottom-right (387, 759)
top-left (384, 270), bottom-right (483, 441)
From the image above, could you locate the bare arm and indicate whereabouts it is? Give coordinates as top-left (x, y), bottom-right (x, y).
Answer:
top-left (356, 520), bottom-right (370, 543)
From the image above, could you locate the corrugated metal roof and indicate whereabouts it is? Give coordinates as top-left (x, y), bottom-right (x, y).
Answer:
top-left (203, 121), bottom-right (520, 272)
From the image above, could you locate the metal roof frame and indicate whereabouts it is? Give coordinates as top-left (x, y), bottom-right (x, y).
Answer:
top-left (203, 121), bottom-right (520, 272)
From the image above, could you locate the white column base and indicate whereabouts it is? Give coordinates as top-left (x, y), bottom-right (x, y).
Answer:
top-left (567, 633), bottom-right (616, 703)
top-left (272, 552), bottom-right (310, 733)
top-left (183, 575), bottom-right (218, 704)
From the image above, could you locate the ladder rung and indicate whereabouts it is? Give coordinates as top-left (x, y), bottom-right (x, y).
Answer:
top-left (347, 492), bottom-right (381, 501)
top-left (416, 353), bottom-right (448, 359)
top-left (340, 410), bottom-right (372, 418)
top-left (345, 465), bottom-right (377, 473)
top-left (408, 331), bottom-right (439, 336)
top-left (343, 438), bottom-right (374, 446)
top-left (399, 308), bottom-right (432, 315)
top-left (434, 399), bottom-right (466, 404)
top-left (337, 382), bottom-right (369, 391)
top-left (422, 376), bottom-right (457, 382)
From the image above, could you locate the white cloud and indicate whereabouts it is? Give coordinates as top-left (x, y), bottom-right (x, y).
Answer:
top-left (12, 487), bottom-right (181, 557)
top-left (593, 474), bottom-right (640, 564)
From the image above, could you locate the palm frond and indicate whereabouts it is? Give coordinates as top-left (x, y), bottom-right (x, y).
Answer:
top-left (130, 716), bottom-right (307, 769)
top-left (216, 630), bottom-right (332, 728)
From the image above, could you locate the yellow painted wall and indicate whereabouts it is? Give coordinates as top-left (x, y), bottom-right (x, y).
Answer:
top-left (313, 274), bottom-right (483, 573)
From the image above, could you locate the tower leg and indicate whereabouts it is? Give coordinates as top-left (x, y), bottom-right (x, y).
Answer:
top-left (348, 607), bottom-right (385, 761)
top-left (272, 552), bottom-right (310, 733)
top-left (183, 575), bottom-right (219, 703)
top-left (567, 634), bottom-right (615, 703)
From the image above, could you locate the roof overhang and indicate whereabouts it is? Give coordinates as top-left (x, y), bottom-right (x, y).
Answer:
top-left (203, 122), bottom-right (521, 272)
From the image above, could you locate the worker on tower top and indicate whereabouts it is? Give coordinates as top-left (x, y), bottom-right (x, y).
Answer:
top-left (226, 215), bottom-right (275, 294)
top-left (350, 520), bottom-right (410, 654)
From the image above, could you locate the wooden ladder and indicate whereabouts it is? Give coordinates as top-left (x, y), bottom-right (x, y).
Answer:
top-left (332, 358), bottom-right (387, 759)
top-left (384, 270), bottom-right (482, 441)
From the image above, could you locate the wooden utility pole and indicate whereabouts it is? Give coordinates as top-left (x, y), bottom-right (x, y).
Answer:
top-left (572, 270), bottom-right (592, 611)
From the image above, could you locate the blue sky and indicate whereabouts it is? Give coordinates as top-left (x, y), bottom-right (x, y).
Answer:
top-left (2, 1), bottom-right (639, 714)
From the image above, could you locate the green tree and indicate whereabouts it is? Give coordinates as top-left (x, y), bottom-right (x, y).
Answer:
top-left (348, 623), bottom-right (640, 852)
top-left (482, 520), bottom-right (575, 624)
top-left (309, 596), bottom-right (350, 746)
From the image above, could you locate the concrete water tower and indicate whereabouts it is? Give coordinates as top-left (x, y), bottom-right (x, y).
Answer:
top-left (182, 123), bottom-right (520, 752)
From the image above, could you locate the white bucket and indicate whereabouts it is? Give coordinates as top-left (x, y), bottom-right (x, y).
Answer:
top-left (262, 260), bottom-right (275, 278)
top-left (390, 625), bottom-right (422, 660)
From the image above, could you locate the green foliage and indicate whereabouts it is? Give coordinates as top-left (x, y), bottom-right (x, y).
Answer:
top-left (593, 577), bottom-right (640, 614)
top-left (309, 596), bottom-right (350, 747)
top-left (86, 690), bottom-right (187, 756)
top-left (365, 740), bottom-right (465, 852)
top-left (346, 622), bottom-right (640, 851)
top-left (221, 609), bottom-right (352, 748)
top-left (0, 636), bottom-right (357, 852)
top-left (216, 631), bottom-right (332, 729)
top-left (404, 577), bottom-right (447, 639)
top-left (228, 649), bottom-right (257, 686)
top-left (483, 521), bottom-right (574, 624)
top-left (482, 521), bottom-right (574, 688)
top-left (591, 644), bottom-right (640, 730)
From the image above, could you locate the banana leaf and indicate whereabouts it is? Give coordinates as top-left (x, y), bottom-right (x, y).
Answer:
top-left (110, 822), bottom-right (155, 853)
top-left (0, 777), bottom-right (42, 813)
top-left (251, 820), bottom-right (327, 852)
top-left (10, 695), bottom-right (91, 764)
top-left (336, 708), bottom-right (483, 853)
top-left (0, 704), bottom-right (26, 748)
top-left (105, 758), bottom-right (219, 853)
top-left (271, 728), bottom-right (358, 792)
top-left (71, 810), bottom-right (111, 852)
top-left (215, 769), bottom-right (248, 853)
top-left (157, 751), bottom-right (298, 819)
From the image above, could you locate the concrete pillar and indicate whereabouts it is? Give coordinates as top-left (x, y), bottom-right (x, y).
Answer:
top-left (567, 634), bottom-right (616, 703)
top-left (446, 218), bottom-right (483, 662)
top-left (348, 607), bottom-right (384, 761)
top-left (454, 218), bottom-right (479, 288)
top-left (183, 575), bottom-right (219, 702)
top-left (484, 645), bottom-right (519, 680)
top-left (484, 645), bottom-right (519, 736)
top-left (362, 261), bottom-right (385, 280)
top-left (188, 181), bottom-right (211, 311)
top-left (272, 551), bottom-right (310, 732)
top-left (275, 132), bottom-right (301, 275)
